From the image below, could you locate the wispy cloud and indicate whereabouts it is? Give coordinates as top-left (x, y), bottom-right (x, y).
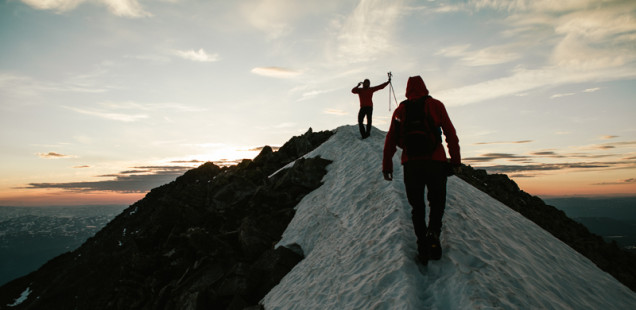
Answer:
top-left (36, 152), bottom-right (76, 159)
top-left (438, 65), bottom-right (636, 106)
top-left (0, 73), bottom-right (107, 104)
top-left (474, 140), bottom-right (533, 145)
top-left (21, 166), bottom-right (191, 193)
top-left (173, 48), bottom-right (220, 62)
top-left (99, 101), bottom-right (205, 112)
top-left (323, 109), bottom-right (348, 116)
top-left (65, 106), bottom-right (149, 122)
top-left (334, 0), bottom-right (403, 63)
top-left (435, 0), bottom-right (636, 106)
top-left (21, 0), bottom-right (152, 18)
top-left (593, 178), bottom-right (636, 186)
top-left (436, 44), bottom-right (521, 67)
top-left (251, 67), bottom-right (301, 78)
top-left (464, 153), bottom-right (531, 163)
top-left (550, 92), bottom-right (575, 99)
top-left (240, 0), bottom-right (340, 39)
top-left (475, 162), bottom-right (615, 175)
top-left (64, 100), bottom-right (202, 122)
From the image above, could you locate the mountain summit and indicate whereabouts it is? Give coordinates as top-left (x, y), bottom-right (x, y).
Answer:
top-left (2, 125), bottom-right (636, 309)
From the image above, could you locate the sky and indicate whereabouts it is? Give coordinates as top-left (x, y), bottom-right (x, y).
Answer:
top-left (1, 0), bottom-right (635, 206)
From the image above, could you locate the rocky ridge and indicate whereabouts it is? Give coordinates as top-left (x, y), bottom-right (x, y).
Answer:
top-left (0, 128), bottom-right (333, 310)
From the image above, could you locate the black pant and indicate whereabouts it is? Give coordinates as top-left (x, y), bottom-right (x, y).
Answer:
top-left (403, 160), bottom-right (447, 247)
top-left (358, 106), bottom-right (373, 138)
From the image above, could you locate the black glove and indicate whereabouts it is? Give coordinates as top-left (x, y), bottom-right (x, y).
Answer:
top-left (383, 171), bottom-right (393, 181)
top-left (446, 163), bottom-right (461, 176)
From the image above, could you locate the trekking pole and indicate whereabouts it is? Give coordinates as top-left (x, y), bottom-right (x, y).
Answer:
top-left (387, 72), bottom-right (398, 111)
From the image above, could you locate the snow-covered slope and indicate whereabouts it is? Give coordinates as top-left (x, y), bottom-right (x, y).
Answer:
top-left (263, 125), bottom-right (636, 310)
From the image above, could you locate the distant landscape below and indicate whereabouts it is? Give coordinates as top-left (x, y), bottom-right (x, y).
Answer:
top-left (0, 195), bottom-right (634, 286)
top-left (0, 205), bottom-right (127, 286)
top-left (545, 196), bottom-right (636, 253)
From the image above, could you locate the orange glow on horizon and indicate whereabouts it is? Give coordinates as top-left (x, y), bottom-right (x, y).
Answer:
top-left (0, 189), bottom-right (144, 207)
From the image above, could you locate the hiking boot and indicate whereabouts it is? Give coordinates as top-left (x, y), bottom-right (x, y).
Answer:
top-left (426, 231), bottom-right (442, 260)
top-left (417, 241), bottom-right (429, 265)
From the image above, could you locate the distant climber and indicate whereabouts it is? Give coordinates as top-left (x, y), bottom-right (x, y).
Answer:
top-left (351, 77), bottom-right (390, 139)
top-left (382, 75), bottom-right (461, 264)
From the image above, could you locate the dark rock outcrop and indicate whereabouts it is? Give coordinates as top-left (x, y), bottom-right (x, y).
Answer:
top-left (456, 165), bottom-right (636, 292)
top-left (0, 128), bottom-right (333, 310)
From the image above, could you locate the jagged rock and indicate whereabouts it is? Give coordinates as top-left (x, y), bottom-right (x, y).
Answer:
top-left (0, 128), bottom-right (334, 310)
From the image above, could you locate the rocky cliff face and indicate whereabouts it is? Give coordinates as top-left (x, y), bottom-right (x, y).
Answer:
top-left (0, 128), bottom-right (333, 310)
top-left (456, 165), bottom-right (636, 292)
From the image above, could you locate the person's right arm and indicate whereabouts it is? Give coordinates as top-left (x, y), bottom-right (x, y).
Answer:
top-left (351, 82), bottom-right (362, 93)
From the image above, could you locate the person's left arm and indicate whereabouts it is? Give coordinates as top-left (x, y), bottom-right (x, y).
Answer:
top-left (437, 102), bottom-right (461, 166)
top-left (371, 80), bottom-right (390, 92)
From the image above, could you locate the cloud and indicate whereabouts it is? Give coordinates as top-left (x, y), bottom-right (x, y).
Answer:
top-left (434, 0), bottom-right (636, 106)
top-left (474, 140), bottom-right (533, 145)
top-left (0, 73), bottom-right (107, 105)
top-left (530, 151), bottom-right (564, 158)
top-left (99, 101), bottom-right (205, 112)
top-left (476, 162), bottom-right (613, 175)
top-left (601, 135), bottom-right (619, 140)
top-left (65, 106), bottom-right (149, 122)
top-left (173, 49), bottom-right (220, 62)
top-left (323, 109), bottom-right (348, 116)
top-left (438, 64), bottom-right (636, 106)
top-left (251, 67), bottom-right (301, 78)
top-left (550, 93), bottom-right (575, 99)
top-left (436, 44), bottom-right (521, 67)
top-left (273, 122), bottom-right (296, 129)
top-left (64, 100), bottom-right (201, 122)
top-left (584, 87), bottom-right (601, 93)
top-left (73, 165), bottom-right (91, 168)
top-left (21, 165), bottom-right (191, 193)
top-left (20, 0), bottom-right (152, 18)
top-left (334, 0), bottom-right (403, 63)
top-left (298, 89), bottom-right (336, 102)
top-left (240, 0), bottom-right (340, 39)
top-left (170, 160), bottom-right (206, 164)
top-left (36, 152), bottom-right (76, 159)
top-left (464, 153), bottom-right (531, 163)
top-left (593, 178), bottom-right (636, 186)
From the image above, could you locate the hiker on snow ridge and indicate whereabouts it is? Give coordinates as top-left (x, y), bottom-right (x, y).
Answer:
top-left (382, 75), bottom-right (461, 264)
top-left (351, 77), bottom-right (390, 139)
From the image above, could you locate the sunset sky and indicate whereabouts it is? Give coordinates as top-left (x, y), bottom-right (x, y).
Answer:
top-left (1, 0), bottom-right (635, 206)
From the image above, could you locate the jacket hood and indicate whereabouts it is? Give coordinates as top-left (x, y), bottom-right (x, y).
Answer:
top-left (405, 76), bottom-right (429, 100)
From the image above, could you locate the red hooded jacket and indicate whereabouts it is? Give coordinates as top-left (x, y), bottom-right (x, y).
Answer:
top-left (382, 76), bottom-right (460, 172)
top-left (352, 81), bottom-right (389, 107)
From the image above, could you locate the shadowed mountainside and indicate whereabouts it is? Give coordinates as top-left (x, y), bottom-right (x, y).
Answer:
top-left (0, 128), bottom-right (333, 310)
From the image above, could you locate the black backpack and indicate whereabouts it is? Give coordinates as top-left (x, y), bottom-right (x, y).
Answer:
top-left (402, 96), bottom-right (442, 157)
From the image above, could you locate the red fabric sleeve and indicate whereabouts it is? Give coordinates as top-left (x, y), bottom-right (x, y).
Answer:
top-left (436, 102), bottom-right (461, 165)
top-left (382, 106), bottom-right (403, 172)
top-left (370, 81), bottom-right (389, 92)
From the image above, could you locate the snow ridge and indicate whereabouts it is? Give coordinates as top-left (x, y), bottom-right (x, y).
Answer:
top-left (263, 125), bottom-right (636, 309)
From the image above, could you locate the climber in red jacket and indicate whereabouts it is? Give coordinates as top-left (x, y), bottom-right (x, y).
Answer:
top-left (382, 75), bottom-right (461, 264)
top-left (352, 77), bottom-right (390, 139)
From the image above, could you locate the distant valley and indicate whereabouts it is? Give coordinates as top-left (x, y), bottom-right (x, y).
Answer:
top-left (546, 197), bottom-right (636, 253)
top-left (0, 205), bottom-right (127, 286)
